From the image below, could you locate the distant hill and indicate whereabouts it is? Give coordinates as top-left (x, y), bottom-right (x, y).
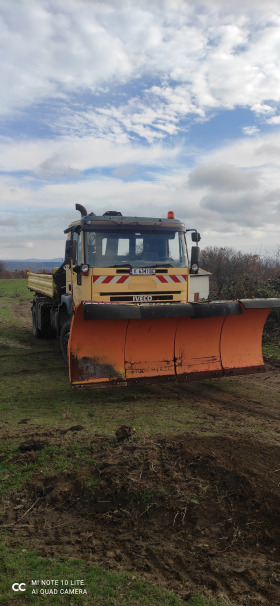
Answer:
top-left (3, 259), bottom-right (63, 272)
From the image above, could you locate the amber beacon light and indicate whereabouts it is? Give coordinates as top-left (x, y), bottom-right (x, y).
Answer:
top-left (167, 211), bottom-right (175, 219)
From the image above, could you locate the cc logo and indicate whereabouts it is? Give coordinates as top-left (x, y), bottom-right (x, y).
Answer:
top-left (12, 583), bottom-right (26, 592)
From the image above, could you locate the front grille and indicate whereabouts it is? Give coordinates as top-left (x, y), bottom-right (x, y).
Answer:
top-left (115, 269), bottom-right (130, 274)
top-left (101, 290), bottom-right (180, 296)
top-left (109, 294), bottom-right (173, 302)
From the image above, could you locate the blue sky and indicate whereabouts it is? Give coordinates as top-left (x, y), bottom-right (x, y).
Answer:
top-left (1, 0), bottom-right (280, 260)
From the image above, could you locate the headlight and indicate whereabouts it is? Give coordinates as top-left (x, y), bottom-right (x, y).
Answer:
top-left (81, 264), bottom-right (89, 274)
top-left (191, 263), bottom-right (199, 274)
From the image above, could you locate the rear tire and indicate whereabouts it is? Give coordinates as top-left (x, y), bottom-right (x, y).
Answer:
top-left (60, 320), bottom-right (71, 362)
top-left (32, 305), bottom-right (44, 338)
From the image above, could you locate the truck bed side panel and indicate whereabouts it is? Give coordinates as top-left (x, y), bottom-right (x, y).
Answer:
top-left (27, 271), bottom-right (55, 298)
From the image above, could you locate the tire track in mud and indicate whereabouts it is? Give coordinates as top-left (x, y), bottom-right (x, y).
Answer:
top-left (3, 433), bottom-right (280, 606)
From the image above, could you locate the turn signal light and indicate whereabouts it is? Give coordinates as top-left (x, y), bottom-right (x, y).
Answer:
top-left (168, 211), bottom-right (175, 219)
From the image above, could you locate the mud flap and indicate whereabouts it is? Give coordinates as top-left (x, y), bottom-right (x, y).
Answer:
top-left (68, 299), bottom-right (280, 387)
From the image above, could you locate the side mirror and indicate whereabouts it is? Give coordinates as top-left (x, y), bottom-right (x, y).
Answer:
top-left (190, 246), bottom-right (200, 274)
top-left (191, 232), bottom-right (201, 243)
top-left (65, 239), bottom-right (77, 264)
top-left (65, 240), bottom-right (73, 264)
top-left (72, 240), bottom-right (77, 265)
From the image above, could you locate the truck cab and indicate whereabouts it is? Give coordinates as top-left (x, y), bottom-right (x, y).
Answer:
top-left (65, 208), bottom-right (199, 309)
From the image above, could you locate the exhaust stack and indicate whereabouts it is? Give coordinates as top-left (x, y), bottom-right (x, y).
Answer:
top-left (76, 203), bottom-right (88, 217)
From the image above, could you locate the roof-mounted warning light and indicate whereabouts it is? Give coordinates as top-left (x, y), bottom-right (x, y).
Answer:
top-left (167, 211), bottom-right (175, 219)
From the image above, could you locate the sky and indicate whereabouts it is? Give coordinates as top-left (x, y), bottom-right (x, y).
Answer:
top-left (1, 0), bottom-right (280, 260)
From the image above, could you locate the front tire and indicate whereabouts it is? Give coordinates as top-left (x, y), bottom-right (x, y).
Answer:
top-left (60, 320), bottom-right (71, 362)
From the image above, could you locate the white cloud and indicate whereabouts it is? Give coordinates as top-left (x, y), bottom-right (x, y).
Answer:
top-left (1, 143), bottom-right (279, 259)
top-left (251, 103), bottom-right (275, 115)
top-left (188, 164), bottom-right (261, 192)
top-left (242, 126), bottom-right (259, 136)
top-left (1, 0), bottom-right (280, 125)
top-left (35, 155), bottom-right (83, 179)
top-left (266, 115), bottom-right (280, 125)
top-left (0, 135), bottom-right (179, 174)
top-left (0, 215), bottom-right (18, 226)
top-left (200, 132), bottom-right (280, 168)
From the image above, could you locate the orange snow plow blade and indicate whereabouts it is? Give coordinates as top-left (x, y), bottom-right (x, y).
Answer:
top-left (68, 299), bottom-right (280, 388)
top-left (221, 303), bottom-right (271, 375)
top-left (69, 303), bottom-right (128, 386)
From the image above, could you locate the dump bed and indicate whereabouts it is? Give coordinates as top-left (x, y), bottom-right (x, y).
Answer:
top-left (26, 270), bottom-right (56, 298)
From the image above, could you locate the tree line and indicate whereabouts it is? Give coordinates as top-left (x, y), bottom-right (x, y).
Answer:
top-left (0, 261), bottom-right (26, 279)
top-left (200, 247), bottom-right (280, 300)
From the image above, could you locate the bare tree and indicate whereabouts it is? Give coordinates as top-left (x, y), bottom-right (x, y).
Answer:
top-left (200, 247), bottom-right (279, 299)
top-left (0, 261), bottom-right (6, 277)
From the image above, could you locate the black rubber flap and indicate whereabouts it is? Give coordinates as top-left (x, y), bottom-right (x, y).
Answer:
top-left (82, 301), bottom-right (242, 321)
top-left (83, 303), bottom-right (193, 320)
top-left (191, 301), bottom-right (241, 318)
top-left (240, 298), bottom-right (280, 309)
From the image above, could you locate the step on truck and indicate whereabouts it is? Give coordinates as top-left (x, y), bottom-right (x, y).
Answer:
top-left (27, 204), bottom-right (280, 388)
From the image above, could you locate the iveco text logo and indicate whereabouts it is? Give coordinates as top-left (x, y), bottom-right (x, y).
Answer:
top-left (133, 295), bottom-right (152, 302)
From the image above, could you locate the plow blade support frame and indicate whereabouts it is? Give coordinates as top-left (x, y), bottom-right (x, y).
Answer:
top-left (68, 298), bottom-right (280, 387)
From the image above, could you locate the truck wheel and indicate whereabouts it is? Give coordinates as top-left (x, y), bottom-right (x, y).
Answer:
top-left (47, 326), bottom-right (57, 339)
top-left (60, 320), bottom-right (71, 362)
top-left (32, 305), bottom-right (44, 338)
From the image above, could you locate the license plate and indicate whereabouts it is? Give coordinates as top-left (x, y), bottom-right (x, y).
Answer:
top-left (130, 268), bottom-right (156, 275)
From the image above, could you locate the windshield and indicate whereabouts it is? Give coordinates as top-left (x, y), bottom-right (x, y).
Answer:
top-left (84, 230), bottom-right (187, 268)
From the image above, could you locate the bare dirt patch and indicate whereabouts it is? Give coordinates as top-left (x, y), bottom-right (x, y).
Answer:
top-left (3, 430), bottom-right (280, 606)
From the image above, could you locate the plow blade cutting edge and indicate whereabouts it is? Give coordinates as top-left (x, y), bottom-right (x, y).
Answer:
top-left (68, 299), bottom-right (280, 387)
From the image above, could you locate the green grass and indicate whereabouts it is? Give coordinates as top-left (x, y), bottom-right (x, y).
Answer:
top-left (263, 341), bottom-right (280, 362)
top-left (0, 440), bottom-right (99, 500)
top-left (0, 277), bottom-right (31, 298)
top-left (205, 372), bottom-right (280, 407)
top-left (0, 542), bottom-right (230, 606)
top-left (0, 543), bottom-right (181, 606)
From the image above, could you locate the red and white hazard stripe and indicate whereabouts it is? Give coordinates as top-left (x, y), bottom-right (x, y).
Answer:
top-left (93, 274), bottom-right (187, 285)
top-left (92, 275), bottom-right (130, 284)
top-left (155, 275), bottom-right (187, 284)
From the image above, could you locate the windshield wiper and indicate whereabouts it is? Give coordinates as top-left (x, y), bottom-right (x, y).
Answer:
top-left (151, 263), bottom-right (173, 268)
top-left (106, 262), bottom-right (174, 268)
top-left (106, 264), bottom-right (133, 268)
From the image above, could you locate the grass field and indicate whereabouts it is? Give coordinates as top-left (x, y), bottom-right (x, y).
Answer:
top-left (1, 279), bottom-right (279, 606)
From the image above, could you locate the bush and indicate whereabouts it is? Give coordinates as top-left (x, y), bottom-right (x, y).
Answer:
top-left (200, 247), bottom-right (280, 300)
top-left (0, 262), bottom-right (26, 279)
top-left (200, 247), bottom-right (280, 344)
